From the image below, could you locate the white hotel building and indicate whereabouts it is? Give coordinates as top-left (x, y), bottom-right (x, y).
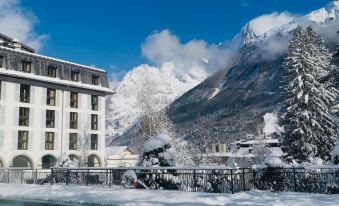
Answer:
top-left (0, 33), bottom-right (113, 169)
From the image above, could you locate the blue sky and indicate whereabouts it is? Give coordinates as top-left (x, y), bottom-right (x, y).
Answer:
top-left (16, 0), bottom-right (332, 77)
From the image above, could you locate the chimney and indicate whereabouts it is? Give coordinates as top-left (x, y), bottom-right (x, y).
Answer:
top-left (12, 38), bottom-right (21, 50)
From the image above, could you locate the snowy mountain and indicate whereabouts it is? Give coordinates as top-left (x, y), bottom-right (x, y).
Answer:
top-left (106, 1), bottom-right (339, 150)
top-left (251, 1), bottom-right (339, 45)
top-left (167, 1), bottom-right (339, 149)
top-left (106, 62), bottom-right (207, 145)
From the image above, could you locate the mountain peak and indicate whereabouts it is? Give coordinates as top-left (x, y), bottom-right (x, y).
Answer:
top-left (241, 23), bottom-right (259, 44)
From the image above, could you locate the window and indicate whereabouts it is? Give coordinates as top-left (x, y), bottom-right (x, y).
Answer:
top-left (69, 133), bottom-right (77, 150)
top-left (70, 92), bottom-right (78, 108)
top-left (0, 56), bottom-right (4, 68)
top-left (18, 131), bottom-right (28, 150)
top-left (21, 61), bottom-right (32, 73)
top-left (91, 114), bottom-right (98, 130)
top-left (46, 89), bottom-right (56, 106)
top-left (71, 71), bottom-right (79, 81)
top-left (46, 110), bottom-right (55, 128)
top-left (91, 95), bottom-right (98, 111)
top-left (20, 84), bottom-right (30, 103)
top-left (19, 107), bottom-right (29, 126)
top-left (90, 134), bottom-right (98, 150)
top-left (47, 66), bottom-right (57, 78)
top-left (92, 75), bottom-right (99, 85)
top-left (70, 112), bottom-right (78, 129)
top-left (45, 132), bottom-right (54, 150)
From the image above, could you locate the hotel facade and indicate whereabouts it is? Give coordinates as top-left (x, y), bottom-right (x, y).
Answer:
top-left (0, 33), bottom-right (113, 169)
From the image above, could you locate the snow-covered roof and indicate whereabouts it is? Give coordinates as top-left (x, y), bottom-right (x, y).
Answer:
top-left (0, 68), bottom-right (113, 94)
top-left (240, 139), bottom-right (279, 145)
top-left (105, 146), bottom-right (131, 156)
top-left (0, 45), bottom-right (105, 73)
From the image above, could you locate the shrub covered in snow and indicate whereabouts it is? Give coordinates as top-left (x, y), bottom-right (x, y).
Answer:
top-left (264, 155), bottom-right (283, 168)
top-left (54, 154), bottom-right (78, 168)
top-left (137, 134), bottom-right (179, 190)
top-left (121, 170), bottom-right (137, 189)
top-left (138, 134), bottom-right (176, 167)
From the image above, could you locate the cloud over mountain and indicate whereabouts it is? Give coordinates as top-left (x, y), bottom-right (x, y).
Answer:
top-left (141, 29), bottom-right (236, 74)
top-left (249, 11), bottom-right (297, 36)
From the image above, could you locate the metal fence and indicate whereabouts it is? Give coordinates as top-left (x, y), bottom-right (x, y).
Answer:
top-left (0, 169), bottom-right (51, 184)
top-left (1, 167), bottom-right (339, 194)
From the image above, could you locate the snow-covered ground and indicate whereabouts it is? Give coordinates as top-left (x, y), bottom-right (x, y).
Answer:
top-left (0, 184), bottom-right (339, 206)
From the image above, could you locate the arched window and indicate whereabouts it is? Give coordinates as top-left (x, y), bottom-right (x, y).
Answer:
top-left (41, 155), bottom-right (57, 169)
top-left (87, 155), bottom-right (100, 167)
top-left (12, 155), bottom-right (32, 169)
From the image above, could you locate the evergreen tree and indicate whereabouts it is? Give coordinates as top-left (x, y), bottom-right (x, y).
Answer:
top-left (281, 26), bottom-right (337, 162)
top-left (334, 30), bottom-right (339, 65)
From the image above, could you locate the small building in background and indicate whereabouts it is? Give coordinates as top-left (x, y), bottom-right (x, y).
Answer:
top-left (195, 138), bottom-right (283, 166)
top-left (105, 146), bottom-right (138, 167)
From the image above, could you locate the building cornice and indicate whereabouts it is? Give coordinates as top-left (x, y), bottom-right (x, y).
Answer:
top-left (0, 68), bottom-right (114, 95)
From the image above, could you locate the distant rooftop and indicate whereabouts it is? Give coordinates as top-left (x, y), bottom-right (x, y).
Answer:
top-left (0, 33), bottom-right (35, 53)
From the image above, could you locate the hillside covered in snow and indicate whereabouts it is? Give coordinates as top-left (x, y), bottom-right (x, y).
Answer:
top-left (106, 62), bottom-right (207, 145)
top-left (168, 0), bottom-right (339, 148)
top-left (106, 1), bottom-right (339, 151)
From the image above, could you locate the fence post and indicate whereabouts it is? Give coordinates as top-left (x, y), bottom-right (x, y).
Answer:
top-left (7, 170), bottom-right (10, 183)
top-left (230, 169), bottom-right (234, 194)
top-left (293, 167), bottom-right (297, 192)
top-left (106, 169), bottom-right (108, 186)
top-left (21, 170), bottom-right (23, 184)
top-left (35, 169), bottom-right (37, 184)
top-left (252, 169), bottom-right (256, 190)
top-left (66, 169), bottom-right (70, 185)
top-left (86, 169), bottom-right (89, 186)
top-left (51, 168), bottom-right (54, 185)
top-left (193, 169), bottom-right (197, 192)
top-left (242, 168), bottom-right (245, 191)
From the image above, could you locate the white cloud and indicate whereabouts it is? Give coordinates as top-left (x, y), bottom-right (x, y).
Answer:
top-left (141, 29), bottom-right (236, 74)
top-left (249, 12), bottom-right (297, 36)
top-left (0, 0), bottom-right (48, 51)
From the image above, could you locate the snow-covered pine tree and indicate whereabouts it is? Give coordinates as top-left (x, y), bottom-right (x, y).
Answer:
top-left (281, 26), bottom-right (337, 162)
top-left (333, 30), bottom-right (339, 65)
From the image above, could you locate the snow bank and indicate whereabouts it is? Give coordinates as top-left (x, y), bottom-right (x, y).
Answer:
top-left (143, 134), bottom-right (171, 153)
top-left (263, 112), bottom-right (284, 135)
top-left (264, 155), bottom-right (283, 168)
top-left (311, 157), bottom-right (323, 166)
top-left (0, 184), bottom-right (339, 205)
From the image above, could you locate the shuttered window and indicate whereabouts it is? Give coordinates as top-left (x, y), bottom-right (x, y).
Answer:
top-left (21, 61), bottom-right (32, 73)
top-left (46, 110), bottom-right (55, 128)
top-left (91, 75), bottom-right (99, 85)
top-left (90, 134), bottom-right (98, 150)
top-left (70, 112), bottom-right (78, 129)
top-left (18, 131), bottom-right (28, 150)
top-left (47, 66), bottom-right (57, 78)
top-left (19, 107), bottom-right (29, 126)
top-left (91, 95), bottom-right (98, 111)
top-left (45, 132), bottom-right (54, 150)
top-left (70, 92), bottom-right (78, 108)
top-left (91, 114), bottom-right (98, 130)
top-left (46, 89), bottom-right (56, 106)
top-left (69, 133), bottom-right (77, 150)
top-left (20, 84), bottom-right (30, 103)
